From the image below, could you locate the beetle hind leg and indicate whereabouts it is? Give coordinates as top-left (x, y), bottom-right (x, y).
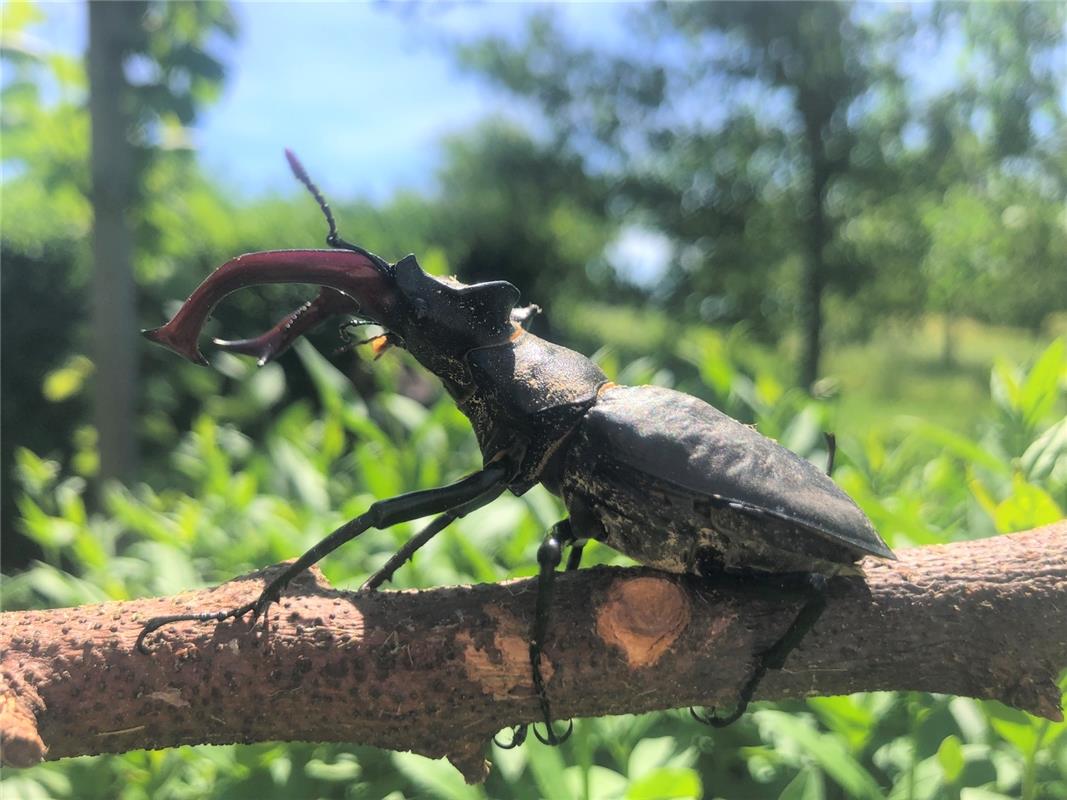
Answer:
top-left (692, 572), bottom-right (829, 727)
top-left (494, 520), bottom-right (582, 749)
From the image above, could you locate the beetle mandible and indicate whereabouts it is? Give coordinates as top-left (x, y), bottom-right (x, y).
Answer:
top-left (137, 150), bottom-right (895, 746)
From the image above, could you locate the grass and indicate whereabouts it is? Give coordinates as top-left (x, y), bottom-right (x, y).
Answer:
top-left (824, 315), bottom-right (1058, 435)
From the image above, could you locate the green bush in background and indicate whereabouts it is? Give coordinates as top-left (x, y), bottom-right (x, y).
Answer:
top-left (3, 334), bottom-right (1064, 800)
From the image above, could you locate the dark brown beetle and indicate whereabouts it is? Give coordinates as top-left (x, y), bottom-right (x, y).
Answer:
top-left (137, 151), bottom-right (895, 746)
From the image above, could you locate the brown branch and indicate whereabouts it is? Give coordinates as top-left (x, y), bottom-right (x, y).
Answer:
top-left (3, 522), bottom-right (1065, 784)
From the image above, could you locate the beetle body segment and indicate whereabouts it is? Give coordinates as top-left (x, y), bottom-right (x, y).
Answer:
top-left (450, 329), bottom-right (890, 574)
top-left (558, 384), bottom-right (893, 575)
top-left (459, 331), bottom-right (608, 493)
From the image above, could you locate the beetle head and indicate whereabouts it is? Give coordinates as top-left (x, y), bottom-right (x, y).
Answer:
top-left (142, 151), bottom-right (522, 384)
top-left (388, 254), bottom-right (520, 367)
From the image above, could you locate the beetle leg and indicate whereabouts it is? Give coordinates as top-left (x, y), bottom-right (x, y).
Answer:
top-left (137, 464), bottom-right (512, 653)
top-left (530, 525), bottom-right (573, 746)
top-left (565, 538), bottom-right (585, 571)
top-left (691, 573), bottom-right (829, 727)
top-left (360, 483), bottom-right (508, 591)
top-left (494, 521), bottom-right (580, 749)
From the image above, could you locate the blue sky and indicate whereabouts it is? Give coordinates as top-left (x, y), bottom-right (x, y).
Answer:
top-left (28, 3), bottom-right (1042, 284)
top-left (32, 2), bottom-right (632, 202)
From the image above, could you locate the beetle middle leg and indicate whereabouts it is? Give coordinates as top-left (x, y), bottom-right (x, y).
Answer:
top-left (692, 572), bottom-right (829, 727)
top-left (495, 520), bottom-right (583, 749)
top-left (360, 484), bottom-right (508, 591)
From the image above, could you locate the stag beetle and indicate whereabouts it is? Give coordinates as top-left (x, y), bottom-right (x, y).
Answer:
top-left (137, 151), bottom-right (895, 747)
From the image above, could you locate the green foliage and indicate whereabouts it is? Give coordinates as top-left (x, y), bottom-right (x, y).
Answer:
top-left (457, 4), bottom-right (1067, 362)
top-left (4, 334), bottom-right (1065, 799)
top-left (430, 119), bottom-right (615, 305)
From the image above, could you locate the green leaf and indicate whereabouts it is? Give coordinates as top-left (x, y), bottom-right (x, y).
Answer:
top-left (380, 393), bottom-right (430, 432)
top-left (304, 754), bottom-right (360, 781)
top-left (583, 765), bottom-right (631, 800)
top-left (1021, 418), bottom-right (1067, 485)
top-left (391, 753), bottom-right (484, 800)
top-left (887, 752), bottom-right (944, 800)
top-left (990, 359), bottom-right (1022, 416)
top-left (0, 776), bottom-right (59, 800)
top-left (780, 405), bottom-right (825, 459)
top-left (937, 735), bottom-right (964, 782)
top-left (778, 766), bottom-right (826, 800)
top-left (755, 711), bottom-right (884, 800)
top-left (957, 790), bottom-right (1017, 800)
top-left (1, 1), bottom-right (45, 35)
top-left (294, 339), bottom-right (365, 417)
top-left (420, 246), bottom-right (450, 276)
top-left (1018, 338), bottom-right (1064, 426)
top-left (525, 738), bottom-right (571, 800)
top-left (42, 354), bottom-right (94, 402)
top-left (246, 362), bottom-right (286, 408)
top-left (902, 419), bottom-right (1008, 474)
top-left (680, 331), bottom-right (735, 397)
top-left (948, 698), bottom-right (989, 744)
top-left (982, 474), bottom-right (1064, 533)
top-left (625, 767), bottom-right (702, 800)
top-left (627, 737), bottom-right (678, 780)
top-left (14, 448), bottom-right (60, 494)
top-left (986, 705), bottom-right (1041, 755)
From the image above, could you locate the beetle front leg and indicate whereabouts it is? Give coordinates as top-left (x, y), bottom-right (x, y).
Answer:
top-left (137, 464), bottom-right (511, 653)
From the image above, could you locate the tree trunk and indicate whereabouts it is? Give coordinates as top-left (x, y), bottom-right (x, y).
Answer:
top-left (800, 117), bottom-right (828, 392)
top-left (88, 1), bottom-right (140, 483)
top-left (2, 523), bottom-right (1064, 784)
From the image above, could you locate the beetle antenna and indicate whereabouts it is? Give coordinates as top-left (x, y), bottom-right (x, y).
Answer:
top-left (284, 149), bottom-right (392, 272)
top-left (824, 432), bottom-right (836, 476)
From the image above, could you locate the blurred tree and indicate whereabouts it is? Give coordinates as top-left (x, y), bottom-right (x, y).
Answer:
top-left (87, 0), bottom-right (236, 484)
top-left (88, 1), bottom-right (141, 483)
top-left (663, 3), bottom-right (908, 389)
top-left (430, 119), bottom-right (616, 317)
top-left (919, 2), bottom-right (1066, 361)
top-left (457, 2), bottom-right (1065, 386)
top-left (1, 2), bottom-right (236, 563)
top-left (459, 3), bottom-right (912, 389)
top-left (2, 3), bottom-right (95, 565)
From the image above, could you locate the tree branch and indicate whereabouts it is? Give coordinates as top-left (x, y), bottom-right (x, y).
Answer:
top-left (3, 522), bottom-right (1065, 783)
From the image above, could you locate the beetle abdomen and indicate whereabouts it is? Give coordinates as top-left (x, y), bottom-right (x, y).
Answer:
top-left (560, 384), bottom-right (893, 575)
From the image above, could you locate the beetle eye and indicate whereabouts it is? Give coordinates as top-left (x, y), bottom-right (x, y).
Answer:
top-left (412, 298), bottom-right (429, 321)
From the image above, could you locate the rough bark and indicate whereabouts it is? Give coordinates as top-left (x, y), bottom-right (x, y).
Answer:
top-left (2, 522), bottom-right (1065, 784)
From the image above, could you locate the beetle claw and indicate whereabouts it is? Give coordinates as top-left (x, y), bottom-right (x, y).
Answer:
top-left (253, 591), bottom-right (279, 625)
top-left (532, 719), bottom-right (573, 746)
top-left (690, 704), bottom-right (747, 728)
top-left (493, 724), bottom-right (529, 749)
top-left (135, 600), bottom-right (260, 654)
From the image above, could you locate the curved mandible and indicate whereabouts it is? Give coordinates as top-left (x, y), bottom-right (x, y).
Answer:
top-left (213, 287), bottom-right (360, 366)
top-left (143, 249), bottom-right (397, 364)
